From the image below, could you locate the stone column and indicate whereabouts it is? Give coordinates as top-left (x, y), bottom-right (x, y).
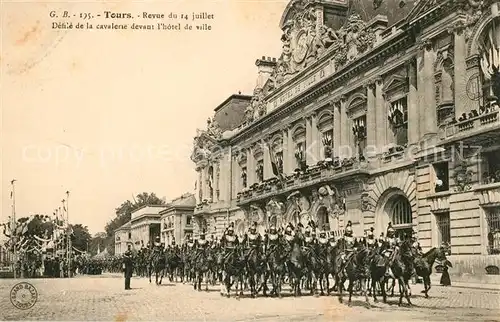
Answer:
top-left (196, 170), bottom-right (202, 204)
top-left (419, 40), bottom-right (437, 139)
top-left (452, 25), bottom-right (467, 118)
top-left (333, 100), bottom-right (341, 158)
top-left (263, 138), bottom-right (272, 180)
top-left (247, 147), bottom-right (255, 185)
top-left (407, 58), bottom-right (420, 145)
top-left (375, 77), bottom-right (386, 151)
top-left (200, 167), bottom-right (206, 202)
top-left (287, 126), bottom-right (295, 172)
top-left (339, 95), bottom-right (350, 158)
top-left (306, 116), bottom-right (313, 165)
top-left (366, 82), bottom-right (376, 148)
top-left (282, 129), bottom-right (290, 174)
top-left (310, 112), bottom-right (320, 163)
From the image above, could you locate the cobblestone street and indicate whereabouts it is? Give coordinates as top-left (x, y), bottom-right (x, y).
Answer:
top-left (1, 274), bottom-right (499, 321)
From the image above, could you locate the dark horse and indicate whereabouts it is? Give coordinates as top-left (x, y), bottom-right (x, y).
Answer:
top-left (264, 237), bottom-right (288, 297)
top-left (413, 246), bottom-right (447, 298)
top-left (149, 249), bottom-right (165, 285)
top-left (339, 240), bottom-right (371, 307)
top-left (369, 243), bottom-right (388, 303)
top-left (220, 245), bottom-right (246, 298)
top-left (390, 239), bottom-right (414, 306)
top-left (285, 232), bottom-right (306, 297)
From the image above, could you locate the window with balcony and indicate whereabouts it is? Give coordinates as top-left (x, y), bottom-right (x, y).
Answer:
top-left (433, 162), bottom-right (450, 192)
top-left (436, 212), bottom-right (451, 252)
top-left (435, 56), bottom-right (455, 125)
top-left (275, 151), bottom-right (284, 173)
top-left (321, 130), bottom-right (333, 159)
top-left (293, 125), bottom-right (306, 170)
top-left (388, 97), bottom-right (408, 147)
top-left (256, 160), bottom-right (264, 182)
top-left (482, 150), bottom-right (500, 184)
top-left (208, 166), bottom-right (214, 202)
top-left (241, 166), bottom-right (247, 188)
top-left (487, 207), bottom-right (500, 255)
top-left (479, 18), bottom-right (500, 105)
top-left (352, 116), bottom-right (367, 160)
top-left (318, 112), bottom-right (334, 160)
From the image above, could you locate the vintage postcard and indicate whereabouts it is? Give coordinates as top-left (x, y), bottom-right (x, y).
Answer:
top-left (1, 0), bottom-right (500, 320)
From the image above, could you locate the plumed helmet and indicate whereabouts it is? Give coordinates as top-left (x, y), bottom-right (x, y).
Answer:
top-left (345, 225), bottom-right (353, 234)
top-left (387, 223), bottom-right (395, 234)
top-left (155, 236), bottom-right (160, 242)
top-left (347, 220), bottom-right (352, 227)
top-left (270, 225), bottom-right (276, 232)
top-left (367, 228), bottom-right (374, 237)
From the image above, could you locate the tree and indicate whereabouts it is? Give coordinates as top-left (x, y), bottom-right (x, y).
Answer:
top-left (104, 192), bottom-right (166, 254)
top-left (70, 224), bottom-right (91, 252)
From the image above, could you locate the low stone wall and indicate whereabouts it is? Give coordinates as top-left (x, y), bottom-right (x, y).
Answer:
top-left (431, 254), bottom-right (500, 284)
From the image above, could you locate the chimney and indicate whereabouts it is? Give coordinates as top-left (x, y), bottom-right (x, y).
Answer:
top-left (255, 56), bottom-right (277, 91)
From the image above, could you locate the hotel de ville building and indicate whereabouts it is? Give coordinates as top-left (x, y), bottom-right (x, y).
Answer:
top-left (190, 0), bottom-right (500, 277)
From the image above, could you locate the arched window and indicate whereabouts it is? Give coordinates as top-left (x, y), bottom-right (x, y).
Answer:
top-left (479, 17), bottom-right (500, 103)
top-left (318, 112), bottom-right (334, 159)
top-left (391, 195), bottom-right (413, 238)
top-left (293, 126), bottom-right (306, 170)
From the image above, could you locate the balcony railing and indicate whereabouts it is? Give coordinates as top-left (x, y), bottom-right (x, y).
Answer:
top-left (441, 110), bottom-right (500, 140)
top-left (475, 182), bottom-right (500, 207)
top-left (236, 157), bottom-right (367, 204)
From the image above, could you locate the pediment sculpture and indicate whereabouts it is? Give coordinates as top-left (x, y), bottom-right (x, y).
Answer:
top-left (206, 117), bottom-right (223, 139)
top-left (333, 13), bottom-right (376, 67)
top-left (191, 136), bottom-right (213, 162)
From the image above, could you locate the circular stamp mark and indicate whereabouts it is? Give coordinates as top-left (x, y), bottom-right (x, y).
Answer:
top-left (467, 72), bottom-right (483, 101)
top-left (10, 282), bottom-right (38, 310)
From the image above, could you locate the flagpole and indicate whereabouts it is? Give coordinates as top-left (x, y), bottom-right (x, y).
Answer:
top-left (10, 179), bottom-right (17, 279)
top-left (66, 191), bottom-right (71, 278)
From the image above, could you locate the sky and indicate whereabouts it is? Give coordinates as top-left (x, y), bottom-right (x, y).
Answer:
top-left (1, 0), bottom-right (287, 235)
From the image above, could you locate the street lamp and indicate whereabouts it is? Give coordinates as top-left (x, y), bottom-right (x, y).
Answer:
top-left (65, 190), bottom-right (71, 278)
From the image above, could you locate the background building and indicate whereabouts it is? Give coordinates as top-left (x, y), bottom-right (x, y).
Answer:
top-left (114, 221), bottom-right (131, 256)
top-left (191, 0), bottom-right (500, 277)
top-left (160, 193), bottom-right (196, 245)
top-left (129, 205), bottom-right (167, 248)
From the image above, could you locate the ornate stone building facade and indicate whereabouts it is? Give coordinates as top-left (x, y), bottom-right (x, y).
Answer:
top-left (160, 193), bottom-right (195, 246)
top-left (191, 0), bottom-right (500, 275)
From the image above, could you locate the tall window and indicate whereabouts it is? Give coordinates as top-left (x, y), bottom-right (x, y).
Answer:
top-left (271, 137), bottom-right (284, 174)
top-left (318, 112), bottom-right (334, 159)
top-left (241, 166), bottom-right (247, 188)
top-left (436, 212), bottom-right (451, 251)
top-left (293, 126), bottom-right (306, 170)
top-left (388, 97), bottom-right (408, 147)
top-left (208, 166), bottom-right (214, 202)
top-left (186, 215), bottom-right (192, 226)
top-left (321, 130), bottom-right (333, 159)
top-left (479, 18), bottom-right (500, 103)
top-left (391, 195), bottom-right (413, 239)
top-left (256, 160), bottom-right (264, 182)
top-left (352, 116), bottom-right (367, 160)
top-left (487, 207), bottom-right (500, 255)
top-left (275, 151), bottom-right (284, 173)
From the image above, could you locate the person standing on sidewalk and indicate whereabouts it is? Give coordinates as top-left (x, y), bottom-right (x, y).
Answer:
top-left (123, 244), bottom-right (133, 290)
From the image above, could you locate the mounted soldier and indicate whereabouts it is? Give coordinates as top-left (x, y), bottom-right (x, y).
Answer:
top-left (328, 231), bottom-right (337, 248)
top-left (384, 222), bottom-right (399, 278)
top-left (303, 224), bottom-right (317, 247)
top-left (244, 222), bottom-right (262, 249)
top-left (152, 236), bottom-right (163, 255)
top-left (197, 229), bottom-right (209, 249)
top-left (411, 229), bottom-right (422, 256)
top-left (318, 230), bottom-right (329, 246)
top-left (221, 222), bottom-right (238, 250)
top-left (265, 224), bottom-right (281, 253)
top-left (366, 227), bottom-right (377, 250)
top-left (283, 223), bottom-right (294, 243)
top-left (342, 220), bottom-right (355, 264)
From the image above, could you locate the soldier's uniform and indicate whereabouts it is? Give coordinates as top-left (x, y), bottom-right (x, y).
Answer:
top-left (318, 231), bottom-right (329, 246)
top-left (411, 230), bottom-right (422, 256)
top-left (197, 230), bottom-right (209, 249)
top-left (283, 223), bottom-right (294, 243)
top-left (186, 235), bottom-right (196, 250)
top-left (343, 221), bottom-right (355, 263)
top-left (366, 227), bottom-right (377, 250)
top-left (123, 245), bottom-right (133, 290)
top-left (384, 223), bottom-right (399, 278)
top-left (303, 226), bottom-right (316, 246)
top-left (222, 223), bottom-right (238, 251)
top-left (266, 225), bottom-right (280, 252)
top-left (328, 232), bottom-right (337, 248)
top-left (245, 222), bottom-right (261, 248)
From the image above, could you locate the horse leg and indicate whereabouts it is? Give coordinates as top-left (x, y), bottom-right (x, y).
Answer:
top-left (423, 275), bottom-right (431, 298)
top-left (347, 278), bottom-right (354, 306)
top-left (337, 274), bottom-right (344, 303)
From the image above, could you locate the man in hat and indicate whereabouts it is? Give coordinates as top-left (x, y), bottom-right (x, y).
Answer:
top-left (328, 231), bottom-right (337, 248)
top-left (244, 222), bottom-right (262, 247)
top-left (282, 222), bottom-right (294, 243)
top-left (123, 244), bottom-right (134, 290)
top-left (265, 224), bottom-right (281, 254)
top-left (186, 234), bottom-right (196, 250)
top-left (198, 229), bottom-right (209, 248)
top-left (318, 230), bottom-right (329, 246)
top-left (304, 224), bottom-right (317, 247)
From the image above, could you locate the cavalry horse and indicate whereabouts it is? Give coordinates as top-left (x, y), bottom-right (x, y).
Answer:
top-left (369, 242), bottom-right (389, 303)
top-left (285, 231), bottom-right (307, 297)
top-left (389, 239), bottom-right (414, 306)
top-left (220, 244), bottom-right (247, 298)
top-left (339, 239), bottom-right (371, 307)
top-left (165, 248), bottom-right (183, 282)
top-left (263, 235), bottom-right (288, 297)
top-left (193, 245), bottom-right (211, 291)
top-left (149, 248), bottom-right (166, 285)
top-left (413, 246), bottom-right (447, 298)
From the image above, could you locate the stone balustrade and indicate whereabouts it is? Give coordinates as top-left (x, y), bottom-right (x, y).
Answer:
top-left (441, 110), bottom-right (500, 140)
top-left (236, 158), bottom-right (367, 205)
top-left (475, 182), bottom-right (500, 207)
top-left (427, 191), bottom-right (451, 213)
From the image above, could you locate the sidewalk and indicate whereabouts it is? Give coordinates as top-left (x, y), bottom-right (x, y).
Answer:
top-left (430, 276), bottom-right (500, 291)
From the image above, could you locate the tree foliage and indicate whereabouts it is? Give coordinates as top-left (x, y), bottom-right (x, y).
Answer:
top-left (103, 192), bottom-right (166, 254)
top-left (70, 224), bottom-right (91, 252)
